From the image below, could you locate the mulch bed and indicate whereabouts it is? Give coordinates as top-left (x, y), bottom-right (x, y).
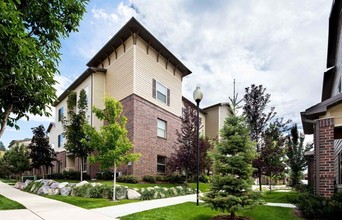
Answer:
top-left (212, 215), bottom-right (252, 220)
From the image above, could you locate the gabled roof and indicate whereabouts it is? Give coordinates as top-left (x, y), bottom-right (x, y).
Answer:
top-left (87, 17), bottom-right (192, 77)
top-left (301, 93), bottom-right (342, 134)
top-left (321, 66), bottom-right (336, 101)
top-left (327, 0), bottom-right (342, 68)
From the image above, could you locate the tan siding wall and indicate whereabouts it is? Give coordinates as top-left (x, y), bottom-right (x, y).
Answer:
top-left (92, 72), bottom-right (106, 129)
top-left (205, 107), bottom-right (219, 139)
top-left (219, 106), bottom-right (229, 132)
top-left (200, 112), bottom-right (206, 136)
top-left (323, 103), bottom-right (342, 126)
top-left (134, 37), bottom-right (183, 116)
top-left (51, 99), bottom-right (67, 152)
top-left (106, 43), bottom-right (134, 101)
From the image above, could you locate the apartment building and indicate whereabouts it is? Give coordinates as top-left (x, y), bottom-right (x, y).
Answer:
top-left (301, 0), bottom-right (342, 197)
top-left (48, 17), bottom-right (230, 178)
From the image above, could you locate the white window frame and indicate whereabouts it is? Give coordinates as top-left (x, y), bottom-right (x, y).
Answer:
top-left (156, 82), bottom-right (167, 104)
top-left (157, 119), bottom-right (167, 139)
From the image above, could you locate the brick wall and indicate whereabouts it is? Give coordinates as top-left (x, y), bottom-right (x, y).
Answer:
top-left (121, 94), bottom-right (181, 179)
top-left (314, 118), bottom-right (335, 197)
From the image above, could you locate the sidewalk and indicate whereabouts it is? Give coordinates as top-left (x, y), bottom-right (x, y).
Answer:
top-left (0, 181), bottom-right (113, 220)
top-left (0, 181), bottom-right (296, 220)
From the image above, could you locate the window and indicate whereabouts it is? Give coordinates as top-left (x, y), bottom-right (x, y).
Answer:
top-left (83, 157), bottom-right (87, 172)
top-left (58, 134), bottom-right (64, 148)
top-left (157, 155), bottom-right (166, 174)
top-left (58, 107), bottom-right (64, 122)
top-left (157, 119), bottom-right (167, 138)
top-left (152, 79), bottom-right (170, 105)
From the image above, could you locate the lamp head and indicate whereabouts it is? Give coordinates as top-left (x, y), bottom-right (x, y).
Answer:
top-left (193, 86), bottom-right (203, 103)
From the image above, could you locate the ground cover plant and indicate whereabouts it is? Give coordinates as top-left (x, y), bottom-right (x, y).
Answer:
top-left (0, 194), bottom-right (25, 210)
top-left (120, 202), bottom-right (301, 220)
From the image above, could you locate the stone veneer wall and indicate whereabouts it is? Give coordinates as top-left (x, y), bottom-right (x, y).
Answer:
top-left (314, 118), bottom-right (335, 197)
top-left (121, 94), bottom-right (181, 178)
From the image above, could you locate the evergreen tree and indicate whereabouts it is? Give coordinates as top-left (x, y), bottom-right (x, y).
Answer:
top-left (63, 89), bottom-right (92, 181)
top-left (286, 124), bottom-right (307, 188)
top-left (82, 97), bottom-right (141, 201)
top-left (28, 125), bottom-right (55, 179)
top-left (0, 141), bottom-right (5, 151)
top-left (168, 103), bottom-right (213, 182)
top-left (203, 107), bottom-right (260, 218)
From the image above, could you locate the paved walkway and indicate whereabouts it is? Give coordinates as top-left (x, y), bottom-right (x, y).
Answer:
top-left (0, 181), bottom-right (113, 220)
top-left (0, 181), bottom-right (296, 220)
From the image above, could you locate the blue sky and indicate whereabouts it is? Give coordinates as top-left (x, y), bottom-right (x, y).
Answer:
top-left (1, 0), bottom-right (332, 147)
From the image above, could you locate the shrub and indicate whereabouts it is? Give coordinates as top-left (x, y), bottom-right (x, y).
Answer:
top-left (199, 174), bottom-right (211, 183)
top-left (155, 175), bottom-right (167, 182)
top-left (137, 185), bottom-right (195, 200)
top-left (142, 175), bottom-right (156, 183)
top-left (96, 171), bottom-right (114, 180)
top-left (166, 175), bottom-right (185, 184)
top-left (291, 192), bottom-right (342, 219)
top-left (117, 175), bottom-right (138, 183)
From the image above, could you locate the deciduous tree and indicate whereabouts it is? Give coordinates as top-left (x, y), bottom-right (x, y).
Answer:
top-left (168, 103), bottom-right (213, 182)
top-left (2, 144), bottom-right (30, 179)
top-left (63, 89), bottom-right (92, 181)
top-left (82, 97), bottom-right (141, 201)
top-left (286, 124), bottom-right (308, 188)
top-left (28, 125), bottom-right (55, 179)
top-left (0, 0), bottom-right (88, 138)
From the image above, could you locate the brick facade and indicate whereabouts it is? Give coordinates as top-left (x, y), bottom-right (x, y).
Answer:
top-left (314, 118), bottom-right (335, 197)
top-left (121, 94), bottom-right (181, 178)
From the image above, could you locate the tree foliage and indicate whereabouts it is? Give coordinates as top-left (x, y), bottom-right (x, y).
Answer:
top-left (63, 89), bottom-right (91, 181)
top-left (286, 124), bottom-right (307, 187)
top-left (203, 111), bottom-right (260, 218)
top-left (28, 125), bottom-right (55, 178)
top-left (257, 120), bottom-right (287, 189)
top-left (2, 144), bottom-right (30, 177)
top-left (82, 97), bottom-right (141, 201)
top-left (0, 141), bottom-right (5, 151)
top-left (0, 0), bottom-right (88, 138)
top-left (168, 103), bottom-right (213, 182)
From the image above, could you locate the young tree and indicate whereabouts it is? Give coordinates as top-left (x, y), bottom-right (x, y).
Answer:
top-left (286, 124), bottom-right (307, 188)
top-left (63, 90), bottom-right (92, 181)
top-left (168, 103), bottom-right (213, 182)
top-left (2, 144), bottom-right (30, 179)
top-left (259, 120), bottom-right (287, 190)
top-left (28, 125), bottom-right (55, 179)
top-left (82, 97), bottom-right (141, 201)
top-left (203, 106), bottom-right (260, 218)
top-left (243, 84), bottom-right (276, 191)
top-left (0, 0), bottom-right (88, 138)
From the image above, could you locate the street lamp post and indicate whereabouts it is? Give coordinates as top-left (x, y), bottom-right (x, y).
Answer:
top-left (193, 86), bottom-right (203, 206)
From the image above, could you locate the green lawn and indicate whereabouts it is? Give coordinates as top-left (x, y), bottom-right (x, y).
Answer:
top-left (0, 194), bottom-right (25, 210)
top-left (121, 202), bottom-right (301, 220)
top-left (44, 195), bottom-right (140, 209)
top-left (0, 179), bottom-right (17, 186)
top-left (263, 191), bottom-right (298, 203)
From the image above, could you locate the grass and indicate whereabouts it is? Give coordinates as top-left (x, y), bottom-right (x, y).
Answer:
top-left (121, 202), bottom-right (301, 220)
top-left (263, 191), bottom-right (298, 203)
top-left (0, 194), bottom-right (26, 210)
top-left (0, 179), bottom-right (17, 185)
top-left (44, 195), bottom-right (140, 209)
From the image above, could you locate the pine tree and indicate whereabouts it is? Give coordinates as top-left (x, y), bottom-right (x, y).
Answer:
top-left (203, 110), bottom-right (261, 218)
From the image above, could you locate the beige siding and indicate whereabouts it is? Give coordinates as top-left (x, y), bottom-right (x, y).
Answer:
top-left (51, 99), bottom-right (67, 152)
top-left (219, 105), bottom-right (229, 131)
top-left (323, 103), bottom-right (342, 126)
top-left (199, 112), bottom-right (206, 136)
top-left (106, 43), bottom-right (134, 101)
top-left (134, 37), bottom-right (183, 116)
top-left (92, 72), bottom-right (106, 129)
top-left (205, 107), bottom-right (219, 139)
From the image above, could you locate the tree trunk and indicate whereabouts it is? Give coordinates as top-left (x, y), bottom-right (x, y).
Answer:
top-left (113, 163), bottom-right (117, 201)
top-left (258, 170), bottom-right (262, 192)
top-left (80, 157), bottom-right (83, 181)
top-left (269, 172), bottom-right (272, 192)
top-left (231, 211), bottom-right (235, 217)
top-left (0, 104), bottom-right (13, 138)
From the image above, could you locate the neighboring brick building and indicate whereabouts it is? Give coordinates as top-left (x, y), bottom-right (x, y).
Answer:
top-left (48, 18), bottom-right (230, 179)
top-left (301, 0), bottom-right (342, 197)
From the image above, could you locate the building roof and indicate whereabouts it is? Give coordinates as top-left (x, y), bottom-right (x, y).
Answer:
top-left (326, 0), bottom-right (341, 68)
top-left (54, 67), bottom-right (106, 106)
top-left (87, 17), bottom-right (191, 77)
top-left (301, 93), bottom-right (342, 134)
top-left (8, 138), bottom-right (31, 148)
top-left (321, 66), bottom-right (336, 101)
